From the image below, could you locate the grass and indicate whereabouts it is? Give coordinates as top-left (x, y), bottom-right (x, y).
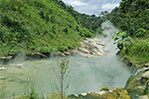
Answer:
top-left (121, 37), bottom-right (149, 65)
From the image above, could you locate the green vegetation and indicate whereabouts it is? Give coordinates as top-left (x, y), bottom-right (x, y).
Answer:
top-left (59, 59), bottom-right (69, 99)
top-left (110, 0), bottom-right (149, 65)
top-left (55, 58), bottom-right (69, 99)
top-left (124, 38), bottom-right (149, 64)
top-left (109, 0), bottom-right (149, 34)
top-left (0, 0), bottom-right (95, 57)
top-left (54, 0), bottom-right (109, 34)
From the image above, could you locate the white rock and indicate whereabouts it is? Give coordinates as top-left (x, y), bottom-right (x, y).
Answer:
top-left (109, 89), bottom-right (114, 93)
top-left (142, 71), bottom-right (149, 79)
top-left (79, 48), bottom-right (90, 54)
top-left (96, 52), bottom-right (104, 56)
top-left (138, 95), bottom-right (148, 99)
top-left (0, 67), bottom-right (7, 71)
top-left (81, 93), bottom-right (87, 96)
top-left (78, 38), bottom-right (105, 57)
top-left (74, 94), bottom-right (78, 97)
top-left (96, 91), bottom-right (107, 95)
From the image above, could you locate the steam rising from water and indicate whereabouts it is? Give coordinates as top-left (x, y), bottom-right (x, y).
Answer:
top-left (101, 20), bottom-right (120, 55)
top-left (68, 20), bottom-right (130, 94)
top-left (102, 20), bottom-right (119, 39)
top-left (0, 21), bottom-right (131, 98)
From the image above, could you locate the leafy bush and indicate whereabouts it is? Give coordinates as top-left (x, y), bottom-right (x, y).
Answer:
top-left (135, 28), bottom-right (148, 37)
top-left (123, 38), bottom-right (149, 64)
top-left (114, 31), bottom-right (131, 50)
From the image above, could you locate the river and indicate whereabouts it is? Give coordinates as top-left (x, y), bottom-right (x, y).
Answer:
top-left (0, 21), bottom-right (131, 98)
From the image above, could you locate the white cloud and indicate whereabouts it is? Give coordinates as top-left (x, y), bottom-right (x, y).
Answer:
top-left (62, 0), bottom-right (121, 15)
top-left (101, 3), bottom-right (119, 10)
top-left (63, 0), bottom-right (87, 6)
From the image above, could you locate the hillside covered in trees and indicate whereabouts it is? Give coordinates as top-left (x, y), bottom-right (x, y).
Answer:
top-left (109, 0), bottom-right (149, 65)
top-left (0, 0), bottom-right (96, 57)
top-left (54, 0), bottom-right (106, 33)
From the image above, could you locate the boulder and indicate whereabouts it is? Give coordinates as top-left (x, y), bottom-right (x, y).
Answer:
top-left (138, 95), bottom-right (149, 99)
top-left (0, 67), bottom-right (7, 71)
top-left (56, 51), bottom-right (66, 56)
top-left (142, 71), bottom-right (149, 79)
top-left (0, 56), bottom-right (13, 60)
top-left (95, 90), bottom-right (108, 95)
top-left (31, 52), bottom-right (48, 57)
top-left (79, 48), bottom-right (90, 54)
top-left (80, 93), bottom-right (87, 96)
top-left (126, 69), bottom-right (149, 98)
top-left (64, 51), bottom-right (71, 55)
top-left (68, 94), bottom-right (79, 99)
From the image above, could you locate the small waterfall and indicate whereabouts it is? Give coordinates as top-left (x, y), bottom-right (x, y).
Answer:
top-left (134, 67), bottom-right (149, 75)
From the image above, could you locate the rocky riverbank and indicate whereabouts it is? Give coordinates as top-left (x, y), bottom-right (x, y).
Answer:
top-left (78, 38), bottom-right (105, 57)
top-left (68, 88), bottom-right (130, 99)
top-left (0, 38), bottom-right (106, 60)
top-left (125, 66), bottom-right (149, 99)
top-left (56, 38), bottom-right (106, 57)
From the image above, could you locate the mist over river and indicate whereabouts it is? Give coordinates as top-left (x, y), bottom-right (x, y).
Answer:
top-left (0, 21), bottom-right (131, 98)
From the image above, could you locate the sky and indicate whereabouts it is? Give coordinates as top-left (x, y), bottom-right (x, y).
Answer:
top-left (62, 0), bottom-right (122, 15)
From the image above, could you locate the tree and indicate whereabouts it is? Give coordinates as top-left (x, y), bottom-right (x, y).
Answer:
top-left (100, 11), bottom-right (109, 16)
top-left (54, 58), bottom-right (69, 99)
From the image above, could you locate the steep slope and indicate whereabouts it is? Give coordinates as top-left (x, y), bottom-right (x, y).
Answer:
top-left (0, 0), bottom-right (94, 57)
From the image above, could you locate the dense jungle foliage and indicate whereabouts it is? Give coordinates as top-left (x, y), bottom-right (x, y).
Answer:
top-left (0, 0), bottom-right (96, 57)
top-left (109, 0), bottom-right (149, 65)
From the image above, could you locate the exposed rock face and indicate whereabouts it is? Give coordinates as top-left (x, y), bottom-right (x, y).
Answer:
top-left (56, 38), bottom-right (105, 57)
top-left (68, 88), bottom-right (130, 99)
top-left (78, 38), bottom-right (105, 57)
